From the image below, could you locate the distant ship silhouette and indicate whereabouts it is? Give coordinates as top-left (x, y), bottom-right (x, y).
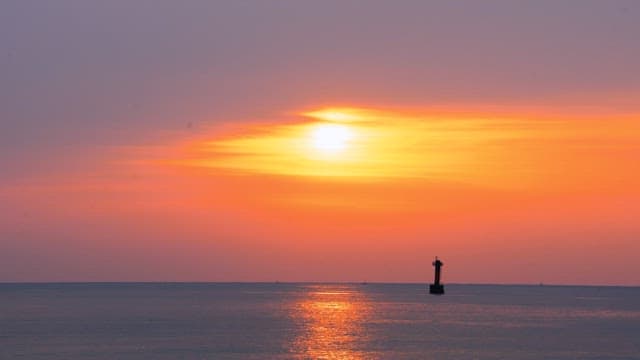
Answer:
top-left (429, 257), bottom-right (445, 295)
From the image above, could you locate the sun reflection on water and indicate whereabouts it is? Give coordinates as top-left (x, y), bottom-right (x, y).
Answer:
top-left (291, 285), bottom-right (372, 359)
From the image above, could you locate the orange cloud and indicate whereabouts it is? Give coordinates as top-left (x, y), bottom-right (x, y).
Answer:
top-left (165, 107), bottom-right (640, 193)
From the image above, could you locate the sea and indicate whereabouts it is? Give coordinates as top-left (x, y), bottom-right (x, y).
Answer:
top-left (1, 283), bottom-right (639, 359)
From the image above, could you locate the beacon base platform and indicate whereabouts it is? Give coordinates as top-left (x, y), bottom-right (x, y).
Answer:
top-left (429, 284), bottom-right (445, 295)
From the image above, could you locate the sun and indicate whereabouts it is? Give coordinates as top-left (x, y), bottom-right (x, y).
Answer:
top-left (310, 123), bottom-right (354, 154)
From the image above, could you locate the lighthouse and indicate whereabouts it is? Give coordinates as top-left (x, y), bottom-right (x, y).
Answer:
top-left (429, 257), bottom-right (445, 295)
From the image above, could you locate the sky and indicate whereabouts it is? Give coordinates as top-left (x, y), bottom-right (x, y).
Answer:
top-left (1, 1), bottom-right (639, 284)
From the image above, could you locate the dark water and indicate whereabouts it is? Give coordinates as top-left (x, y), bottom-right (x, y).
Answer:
top-left (1, 283), bottom-right (639, 359)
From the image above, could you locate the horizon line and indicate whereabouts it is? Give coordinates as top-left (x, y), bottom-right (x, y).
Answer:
top-left (0, 281), bottom-right (638, 288)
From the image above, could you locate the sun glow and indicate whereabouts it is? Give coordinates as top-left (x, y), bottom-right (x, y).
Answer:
top-left (170, 106), bottom-right (639, 187)
top-left (310, 123), bottom-right (354, 154)
top-left (176, 107), bottom-right (527, 180)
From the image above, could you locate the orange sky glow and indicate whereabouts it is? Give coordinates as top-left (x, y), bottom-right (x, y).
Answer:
top-left (3, 1), bottom-right (640, 285)
top-left (1, 106), bottom-right (639, 284)
top-left (170, 107), bottom-right (640, 190)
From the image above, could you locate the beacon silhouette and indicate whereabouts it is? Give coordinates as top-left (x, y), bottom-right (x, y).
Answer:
top-left (429, 257), bottom-right (445, 295)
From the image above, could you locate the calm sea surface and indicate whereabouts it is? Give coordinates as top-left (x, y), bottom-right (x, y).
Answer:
top-left (1, 283), bottom-right (639, 359)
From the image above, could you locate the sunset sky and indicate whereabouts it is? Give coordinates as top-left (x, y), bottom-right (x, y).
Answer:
top-left (1, 1), bottom-right (639, 284)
